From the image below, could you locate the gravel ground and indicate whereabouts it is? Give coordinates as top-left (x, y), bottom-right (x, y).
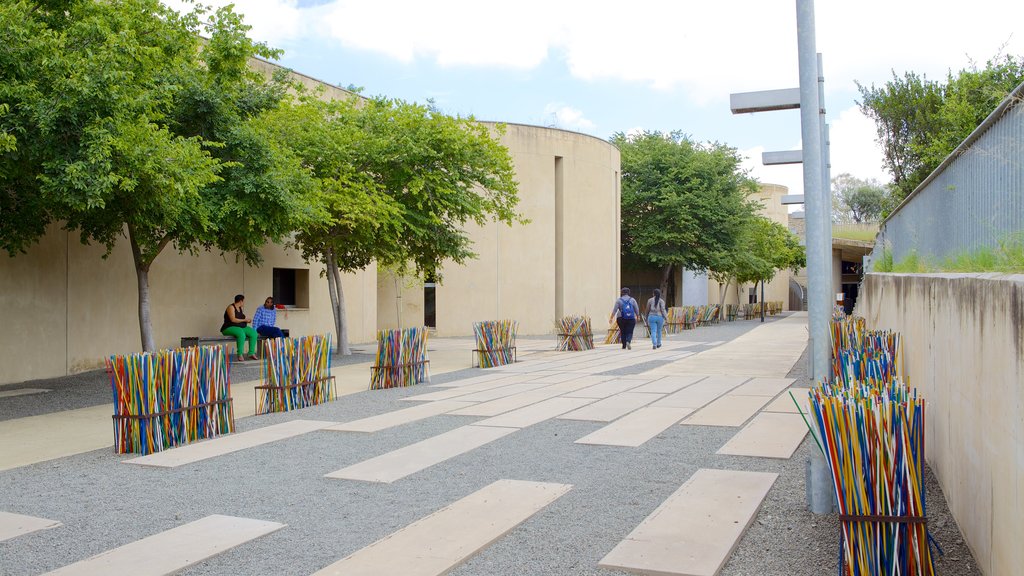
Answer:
top-left (0, 316), bottom-right (980, 575)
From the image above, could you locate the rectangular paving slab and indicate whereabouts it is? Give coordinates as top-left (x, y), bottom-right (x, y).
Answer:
top-left (325, 425), bottom-right (518, 483)
top-left (729, 377), bottom-right (796, 397)
top-left (558, 392), bottom-right (665, 422)
top-left (763, 388), bottom-right (812, 414)
top-left (447, 391), bottom-right (560, 417)
top-left (124, 420), bottom-right (336, 468)
top-left (681, 395), bottom-right (773, 427)
top-left (716, 412), bottom-right (809, 459)
top-left (325, 401), bottom-right (476, 433)
top-left (42, 515), bottom-right (284, 576)
top-left (561, 378), bottom-right (651, 399)
top-left (630, 375), bottom-right (707, 394)
top-left (474, 397), bottom-right (596, 428)
top-left (0, 388), bottom-right (50, 399)
top-left (652, 376), bottom-right (749, 409)
top-left (575, 406), bottom-right (694, 447)
top-left (599, 468), bottom-right (777, 576)
top-left (0, 511), bottom-right (61, 542)
top-left (311, 479), bottom-right (571, 576)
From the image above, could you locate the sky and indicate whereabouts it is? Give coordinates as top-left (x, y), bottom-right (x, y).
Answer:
top-left (164, 0), bottom-right (1024, 200)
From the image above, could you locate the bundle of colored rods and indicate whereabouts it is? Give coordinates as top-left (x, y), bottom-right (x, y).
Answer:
top-left (830, 315), bottom-right (904, 385)
top-left (258, 334), bottom-right (335, 413)
top-left (473, 320), bottom-right (518, 368)
top-left (664, 307), bottom-right (685, 334)
top-left (806, 313), bottom-right (933, 576)
top-left (108, 345), bottom-right (233, 455)
top-left (370, 327), bottom-right (430, 389)
top-left (557, 315), bottom-right (593, 351)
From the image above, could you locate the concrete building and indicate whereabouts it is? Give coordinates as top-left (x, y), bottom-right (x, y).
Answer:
top-left (0, 64), bottom-right (621, 385)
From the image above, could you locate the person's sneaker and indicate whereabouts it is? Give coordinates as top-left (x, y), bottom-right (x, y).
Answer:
top-left (627, 342), bottom-right (631, 350)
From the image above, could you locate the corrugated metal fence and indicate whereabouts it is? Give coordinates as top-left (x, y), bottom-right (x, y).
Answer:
top-left (872, 83), bottom-right (1024, 263)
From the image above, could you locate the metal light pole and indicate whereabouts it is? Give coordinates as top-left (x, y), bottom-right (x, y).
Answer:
top-left (796, 0), bottom-right (830, 383)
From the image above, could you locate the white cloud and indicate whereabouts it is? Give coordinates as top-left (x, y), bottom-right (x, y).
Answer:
top-left (543, 103), bottom-right (596, 132)
top-left (166, 1), bottom-right (1024, 106)
top-left (828, 105), bottom-right (888, 183)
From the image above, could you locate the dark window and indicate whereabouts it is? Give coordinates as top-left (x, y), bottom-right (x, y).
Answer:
top-left (272, 268), bottom-right (309, 308)
top-left (424, 282), bottom-right (436, 328)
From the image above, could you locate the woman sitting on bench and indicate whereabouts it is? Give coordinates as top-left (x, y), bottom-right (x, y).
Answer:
top-left (221, 294), bottom-right (259, 361)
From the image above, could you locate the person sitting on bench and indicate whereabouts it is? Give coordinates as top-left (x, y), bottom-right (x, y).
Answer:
top-left (221, 294), bottom-right (259, 361)
top-left (252, 296), bottom-right (285, 339)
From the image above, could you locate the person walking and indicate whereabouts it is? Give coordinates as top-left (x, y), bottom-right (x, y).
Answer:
top-left (646, 288), bottom-right (668, 349)
top-left (221, 294), bottom-right (259, 361)
top-left (610, 287), bottom-right (640, 350)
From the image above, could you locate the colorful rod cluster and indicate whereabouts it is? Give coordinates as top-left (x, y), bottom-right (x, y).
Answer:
top-left (663, 305), bottom-right (721, 333)
top-left (557, 315), bottom-right (593, 351)
top-left (473, 320), bottom-right (518, 368)
top-left (108, 346), bottom-right (234, 455)
top-left (807, 312), bottom-right (934, 576)
top-left (370, 327), bottom-right (430, 389)
top-left (256, 334), bottom-right (336, 414)
top-left (830, 314), bottom-right (905, 386)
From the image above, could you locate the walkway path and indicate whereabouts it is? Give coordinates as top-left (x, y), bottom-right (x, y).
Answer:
top-left (0, 312), bottom-right (974, 576)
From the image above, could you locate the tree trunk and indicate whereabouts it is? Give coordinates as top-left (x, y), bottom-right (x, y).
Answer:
top-left (135, 264), bottom-right (154, 352)
top-left (394, 275), bottom-right (404, 329)
top-left (717, 278), bottom-right (731, 310)
top-left (760, 280), bottom-right (766, 323)
top-left (324, 249), bottom-right (350, 355)
top-left (331, 259), bottom-right (350, 355)
top-left (127, 225), bottom-right (165, 353)
top-left (659, 263), bottom-right (674, 304)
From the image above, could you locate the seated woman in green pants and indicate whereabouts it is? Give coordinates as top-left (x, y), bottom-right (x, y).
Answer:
top-left (221, 294), bottom-right (259, 361)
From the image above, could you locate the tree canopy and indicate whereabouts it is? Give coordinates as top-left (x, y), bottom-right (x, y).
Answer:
top-left (858, 54), bottom-right (1024, 204)
top-left (831, 173), bottom-right (890, 223)
top-left (0, 0), bottom-right (316, 351)
top-left (613, 130), bottom-right (760, 295)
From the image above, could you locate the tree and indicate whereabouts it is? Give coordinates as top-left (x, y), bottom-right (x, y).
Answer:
top-left (0, 0), bottom-right (316, 352)
top-left (858, 54), bottom-right (1024, 203)
top-left (831, 173), bottom-right (890, 223)
top-left (732, 217), bottom-right (805, 320)
top-left (613, 131), bottom-right (760, 300)
top-left (270, 94), bottom-right (523, 354)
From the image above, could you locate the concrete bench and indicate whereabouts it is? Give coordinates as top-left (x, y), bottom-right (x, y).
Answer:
top-left (181, 330), bottom-right (290, 353)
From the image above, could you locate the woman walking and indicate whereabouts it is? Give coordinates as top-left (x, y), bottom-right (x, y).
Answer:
top-left (646, 288), bottom-right (668, 349)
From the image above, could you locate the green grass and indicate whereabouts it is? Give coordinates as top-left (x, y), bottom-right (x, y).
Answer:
top-left (873, 234), bottom-right (1024, 273)
top-left (832, 224), bottom-right (879, 242)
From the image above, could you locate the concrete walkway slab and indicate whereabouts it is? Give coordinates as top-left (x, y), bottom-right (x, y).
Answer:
top-left (42, 515), bottom-right (284, 576)
top-left (599, 469), bottom-right (777, 576)
top-left (653, 376), bottom-right (748, 409)
top-left (682, 395), bottom-right (772, 427)
top-left (763, 388), bottom-right (812, 414)
top-left (631, 375), bottom-right (707, 394)
top-left (0, 388), bottom-right (50, 399)
top-left (474, 397), bottom-right (596, 428)
top-left (325, 401), bottom-right (476, 433)
top-left (0, 511), bottom-right (61, 542)
top-left (575, 406), bottom-right (694, 447)
top-left (730, 377), bottom-right (795, 397)
top-left (449, 382), bottom-right (553, 403)
top-left (124, 420), bottom-right (336, 468)
top-left (325, 425), bottom-right (517, 483)
top-left (400, 380), bottom-right (523, 402)
top-left (716, 413), bottom-right (808, 459)
top-left (311, 479), bottom-right (571, 576)
top-left (447, 391), bottom-right (558, 417)
top-left (558, 393), bottom-right (665, 423)
top-left (562, 378), bottom-right (651, 399)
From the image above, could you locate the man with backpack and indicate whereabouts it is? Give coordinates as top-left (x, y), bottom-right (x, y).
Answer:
top-left (610, 287), bottom-right (641, 350)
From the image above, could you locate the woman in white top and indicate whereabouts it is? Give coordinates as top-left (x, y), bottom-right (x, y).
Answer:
top-left (646, 288), bottom-right (668, 349)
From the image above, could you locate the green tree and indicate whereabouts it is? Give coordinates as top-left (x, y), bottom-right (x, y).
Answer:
top-left (268, 94), bottom-right (522, 353)
top-left (732, 217), bottom-right (805, 320)
top-left (613, 130), bottom-right (760, 299)
top-left (858, 54), bottom-right (1024, 203)
top-left (831, 173), bottom-right (890, 223)
top-left (0, 0), bottom-right (315, 352)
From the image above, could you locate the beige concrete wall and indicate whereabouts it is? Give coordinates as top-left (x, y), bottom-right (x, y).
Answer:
top-left (0, 229), bottom-right (377, 384)
top-left (856, 273), bottom-right (1024, 576)
top-left (377, 123), bottom-right (621, 336)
